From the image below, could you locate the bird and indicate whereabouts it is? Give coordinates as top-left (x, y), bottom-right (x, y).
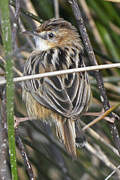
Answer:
top-left (22, 18), bottom-right (91, 158)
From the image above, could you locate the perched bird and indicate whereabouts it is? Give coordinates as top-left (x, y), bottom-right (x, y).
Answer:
top-left (22, 18), bottom-right (91, 158)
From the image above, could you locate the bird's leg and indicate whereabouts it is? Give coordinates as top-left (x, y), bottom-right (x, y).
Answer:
top-left (14, 116), bottom-right (35, 128)
top-left (75, 121), bottom-right (86, 148)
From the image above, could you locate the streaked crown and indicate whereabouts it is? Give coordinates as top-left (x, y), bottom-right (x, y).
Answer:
top-left (33, 18), bottom-right (82, 51)
top-left (36, 18), bottom-right (76, 32)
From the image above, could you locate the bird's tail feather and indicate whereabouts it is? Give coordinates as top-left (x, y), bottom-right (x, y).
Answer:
top-left (56, 118), bottom-right (76, 158)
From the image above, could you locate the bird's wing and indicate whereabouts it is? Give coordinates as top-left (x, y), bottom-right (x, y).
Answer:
top-left (23, 49), bottom-right (91, 118)
top-left (65, 70), bottom-right (91, 117)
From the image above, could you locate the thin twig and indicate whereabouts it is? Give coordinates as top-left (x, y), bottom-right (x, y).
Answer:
top-left (22, 0), bottom-right (40, 27)
top-left (79, 120), bottom-right (119, 157)
top-left (85, 142), bottom-right (120, 173)
top-left (9, 0), bottom-right (43, 23)
top-left (18, 18), bottom-right (35, 49)
top-left (15, 130), bottom-right (34, 180)
top-left (91, 76), bottom-right (120, 84)
top-left (0, 63), bottom-right (120, 86)
top-left (0, 53), bottom-right (23, 77)
top-left (79, 0), bottom-right (107, 54)
top-left (54, 0), bottom-right (59, 18)
top-left (13, 66), bottom-right (23, 77)
top-left (105, 165), bottom-right (120, 180)
top-left (23, 137), bottom-right (74, 180)
top-left (25, 122), bottom-right (96, 178)
top-left (68, 0), bottom-right (98, 65)
top-left (40, 124), bottom-right (72, 180)
top-left (68, 0), bottom-right (120, 154)
top-left (83, 104), bottom-right (120, 131)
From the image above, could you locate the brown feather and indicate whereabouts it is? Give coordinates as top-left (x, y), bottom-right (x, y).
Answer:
top-left (55, 116), bottom-right (76, 158)
top-left (22, 18), bottom-right (91, 158)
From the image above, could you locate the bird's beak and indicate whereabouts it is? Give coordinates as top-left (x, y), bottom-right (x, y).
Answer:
top-left (22, 30), bottom-right (34, 36)
top-left (22, 31), bottom-right (44, 39)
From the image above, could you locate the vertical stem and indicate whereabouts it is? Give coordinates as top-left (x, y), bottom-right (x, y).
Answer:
top-left (0, 0), bottom-right (18, 179)
top-left (69, 0), bottom-right (120, 153)
top-left (54, 0), bottom-right (59, 18)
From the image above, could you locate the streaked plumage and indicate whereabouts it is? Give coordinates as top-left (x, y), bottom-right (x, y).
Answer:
top-left (22, 18), bottom-right (91, 157)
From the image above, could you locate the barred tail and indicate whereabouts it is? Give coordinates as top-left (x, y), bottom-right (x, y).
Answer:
top-left (56, 118), bottom-right (76, 158)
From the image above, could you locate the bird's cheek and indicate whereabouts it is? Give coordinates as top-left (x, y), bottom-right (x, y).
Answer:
top-left (47, 41), bottom-right (57, 48)
top-left (35, 38), bottom-right (50, 51)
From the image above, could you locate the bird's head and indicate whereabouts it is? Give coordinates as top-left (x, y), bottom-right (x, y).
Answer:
top-left (24, 18), bottom-right (81, 51)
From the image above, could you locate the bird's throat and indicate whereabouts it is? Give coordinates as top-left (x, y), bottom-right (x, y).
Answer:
top-left (34, 37), bottom-right (50, 51)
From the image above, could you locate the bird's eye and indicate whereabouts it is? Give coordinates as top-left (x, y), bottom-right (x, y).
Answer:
top-left (48, 32), bottom-right (54, 39)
